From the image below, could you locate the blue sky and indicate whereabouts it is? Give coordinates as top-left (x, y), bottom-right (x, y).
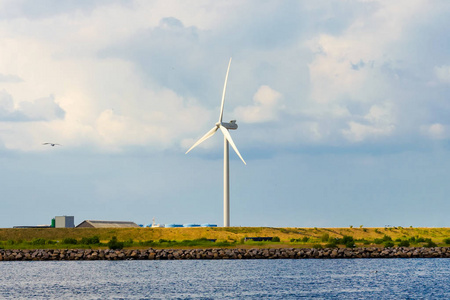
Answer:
top-left (1, 0), bottom-right (450, 228)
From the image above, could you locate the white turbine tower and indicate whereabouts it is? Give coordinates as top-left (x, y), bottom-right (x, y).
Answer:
top-left (186, 58), bottom-right (246, 227)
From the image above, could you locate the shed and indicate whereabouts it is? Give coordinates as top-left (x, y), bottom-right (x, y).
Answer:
top-left (76, 220), bottom-right (139, 228)
top-left (55, 216), bottom-right (75, 228)
top-left (244, 237), bottom-right (273, 242)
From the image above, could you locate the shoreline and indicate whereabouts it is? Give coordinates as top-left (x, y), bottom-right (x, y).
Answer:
top-left (1, 247), bottom-right (449, 261)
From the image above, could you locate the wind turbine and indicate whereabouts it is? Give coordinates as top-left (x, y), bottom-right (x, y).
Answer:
top-left (186, 58), bottom-right (246, 227)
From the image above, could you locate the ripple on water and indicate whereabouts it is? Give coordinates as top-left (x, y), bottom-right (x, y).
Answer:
top-left (0, 259), bottom-right (449, 299)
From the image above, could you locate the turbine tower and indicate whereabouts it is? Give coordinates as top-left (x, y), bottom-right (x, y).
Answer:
top-left (186, 58), bottom-right (246, 227)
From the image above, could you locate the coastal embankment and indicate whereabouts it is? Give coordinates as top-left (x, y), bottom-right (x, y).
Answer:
top-left (1, 247), bottom-right (450, 261)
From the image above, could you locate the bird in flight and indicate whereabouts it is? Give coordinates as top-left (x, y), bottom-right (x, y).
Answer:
top-left (42, 143), bottom-right (61, 147)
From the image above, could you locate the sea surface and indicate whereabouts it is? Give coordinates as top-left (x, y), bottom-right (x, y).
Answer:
top-left (0, 258), bottom-right (449, 299)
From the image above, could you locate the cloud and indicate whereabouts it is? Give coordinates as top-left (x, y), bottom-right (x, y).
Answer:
top-left (435, 65), bottom-right (450, 84)
top-left (342, 103), bottom-right (395, 142)
top-left (234, 85), bottom-right (284, 123)
top-left (0, 0), bottom-right (122, 20)
top-left (0, 0), bottom-right (449, 154)
top-left (0, 73), bottom-right (23, 83)
top-left (18, 95), bottom-right (65, 121)
top-left (0, 91), bottom-right (64, 122)
top-left (0, 90), bottom-right (16, 119)
top-left (421, 123), bottom-right (446, 140)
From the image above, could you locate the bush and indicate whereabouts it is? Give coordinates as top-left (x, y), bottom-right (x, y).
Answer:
top-left (398, 240), bottom-right (410, 247)
top-left (107, 236), bottom-right (124, 250)
top-left (301, 237), bottom-right (309, 243)
top-left (416, 237), bottom-right (425, 243)
top-left (325, 241), bottom-right (337, 248)
top-left (384, 241), bottom-right (395, 248)
top-left (62, 238), bottom-right (78, 245)
top-left (215, 241), bottom-right (232, 247)
top-left (321, 233), bottom-right (329, 242)
top-left (444, 238), bottom-right (450, 245)
top-left (139, 240), bottom-right (155, 246)
top-left (425, 240), bottom-right (437, 248)
top-left (338, 236), bottom-right (354, 245)
top-left (345, 241), bottom-right (355, 248)
top-left (272, 236), bottom-right (280, 242)
top-left (382, 235), bottom-right (392, 241)
top-left (124, 239), bottom-right (134, 247)
top-left (31, 238), bottom-right (47, 245)
top-left (374, 238), bottom-right (384, 244)
top-left (343, 235), bottom-right (354, 243)
top-left (80, 236), bottom-right (100, 245)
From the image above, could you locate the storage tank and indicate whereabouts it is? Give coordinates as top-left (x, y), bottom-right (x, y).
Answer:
top-left (165, 224), bottom-right (183, 228)
top-left (201, 223), bottom-right (217, 227)
top-left (183, 224), bottom-right (201, 227)
top-left (51, 218), bottom-right (55, 228)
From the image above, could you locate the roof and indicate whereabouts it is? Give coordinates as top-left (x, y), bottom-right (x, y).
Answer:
top-left (76, 220), bottom-right (139, 228)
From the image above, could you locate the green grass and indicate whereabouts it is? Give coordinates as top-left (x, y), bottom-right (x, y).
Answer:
top-left (0, 227), bottom-right (449, 250)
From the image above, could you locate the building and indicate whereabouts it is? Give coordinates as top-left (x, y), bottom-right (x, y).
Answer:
top-left (55, 216), bottom-right (75, 228)
top-left (76, 220), bottom-right (139, 228)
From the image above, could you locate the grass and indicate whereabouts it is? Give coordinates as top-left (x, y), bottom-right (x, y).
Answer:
top-left (0, 227), bottom-right (449, 250)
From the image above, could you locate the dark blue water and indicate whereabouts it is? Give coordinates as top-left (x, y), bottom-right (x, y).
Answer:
top-left (0, 259), bottom-right (449, 299)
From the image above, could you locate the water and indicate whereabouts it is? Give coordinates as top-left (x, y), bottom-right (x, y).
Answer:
top-left (0, 259), bottom-right (449, 299)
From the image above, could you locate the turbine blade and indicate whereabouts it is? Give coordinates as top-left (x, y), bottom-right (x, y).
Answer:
top-left (219, 58), bottom-right (232, 123)
top-left (219, 125), bottom-right (246, 165)
top-left (185, 126), bottom-right (219, 154)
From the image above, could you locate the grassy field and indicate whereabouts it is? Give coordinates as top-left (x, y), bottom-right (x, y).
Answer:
top-left (0, 227), bottom-right (449, 249)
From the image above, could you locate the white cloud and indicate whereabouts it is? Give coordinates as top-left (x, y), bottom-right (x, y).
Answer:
top-left (234, 85), bottom-right (283, 123)
top-left (0, 0), bottom-right (448, 153)
top-left (435, 65), bottom-right (450, 84)
top-left (421, 123), bottom-right (446, 140)
top-left (342, 103), bottom-right (395, 142)
top-left (0, 7), bottom-right (215, 152)
top-left (0, 73), bottom-right (23, 82)
top-left (0, 90), bottom-right (64, 122)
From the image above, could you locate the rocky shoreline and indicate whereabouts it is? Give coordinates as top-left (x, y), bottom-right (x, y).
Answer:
top-left (1, 247), bottom-right (450, 261)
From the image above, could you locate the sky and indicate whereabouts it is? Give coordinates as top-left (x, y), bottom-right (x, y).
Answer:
top-left (1, 0), bottom-right (450, 228)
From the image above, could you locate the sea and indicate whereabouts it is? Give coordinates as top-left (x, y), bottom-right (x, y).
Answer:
top-left (0, 258), bottom-right (449, 299)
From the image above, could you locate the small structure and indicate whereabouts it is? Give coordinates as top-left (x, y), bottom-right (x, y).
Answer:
top-left (184, 224), bottom-right (201, 227)
top-left (13, 225), bottom-right (52, 228)
top-left (55, 216), bottom-right (75, 228)
top-left (76, 220), bottom-right (139, 228)
top-left (244, 237), bottom-right (273, 242)
top-left (165, 224), bottom-right (183, 228)
top-left (201, 223), bottom-right (217, 227)
top-left (150, 217), bottom-right (165, 228)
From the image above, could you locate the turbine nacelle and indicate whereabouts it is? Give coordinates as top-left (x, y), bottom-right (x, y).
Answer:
top-left (216, 120), bottom-right (238, 130)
